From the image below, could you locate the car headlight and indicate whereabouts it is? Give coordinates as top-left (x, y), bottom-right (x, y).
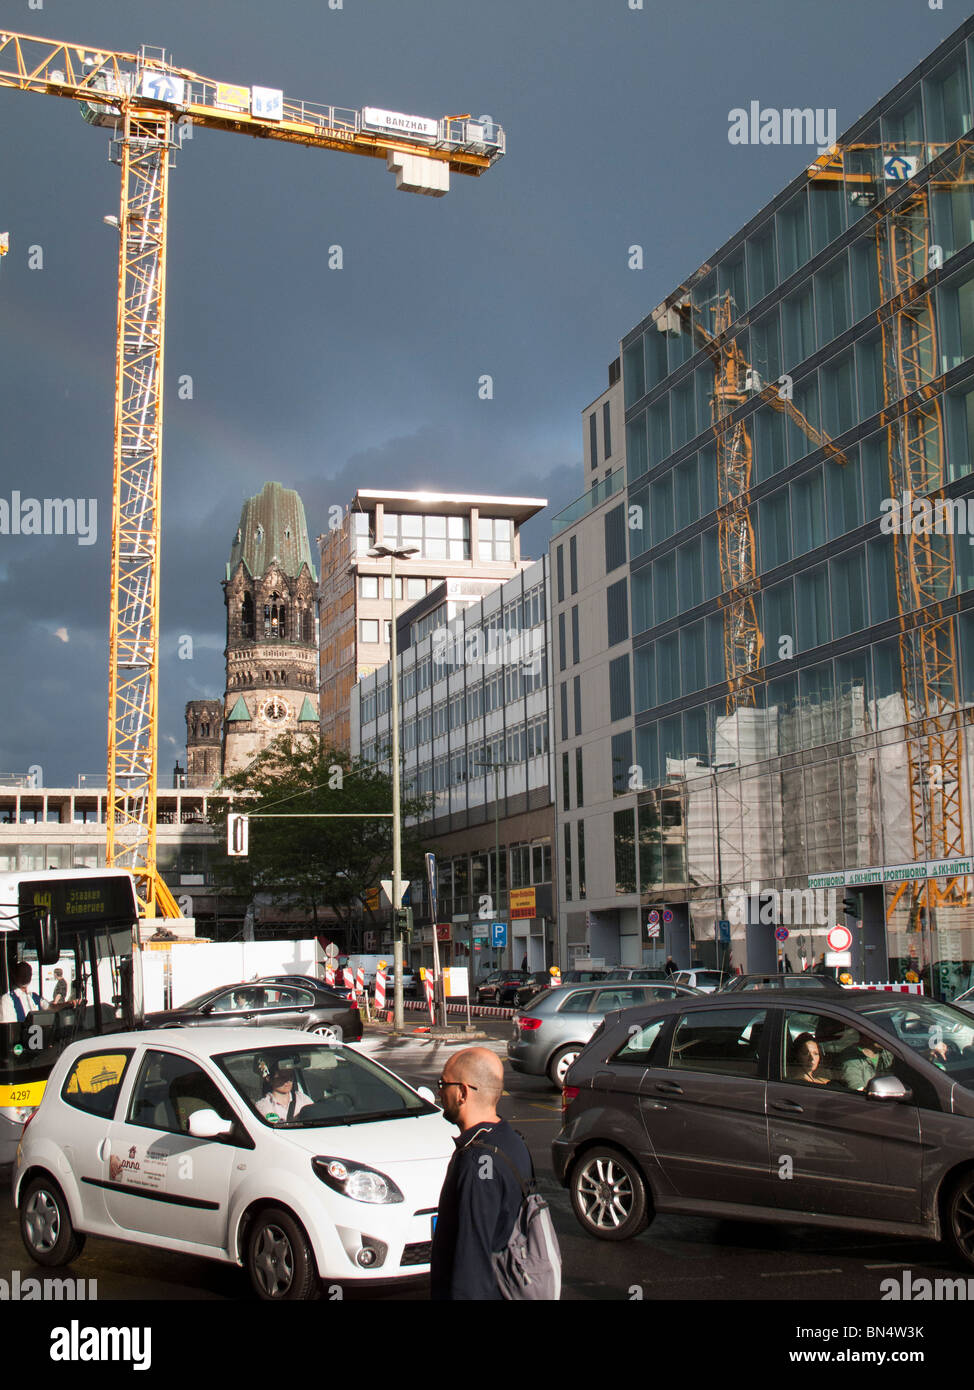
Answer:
top-left (312, 1157), bottom-right (404, 1204)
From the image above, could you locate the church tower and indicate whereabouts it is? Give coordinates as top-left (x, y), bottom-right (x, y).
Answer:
top-left (222, 482), bottom-right (319, 776)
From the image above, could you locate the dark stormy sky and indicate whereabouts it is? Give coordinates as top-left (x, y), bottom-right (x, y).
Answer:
top-left (0, 0), bottom-right (963, 785)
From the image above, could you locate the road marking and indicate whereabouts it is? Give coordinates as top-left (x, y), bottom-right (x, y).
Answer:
top-left (759, 1268), bottom-right (843, 1278)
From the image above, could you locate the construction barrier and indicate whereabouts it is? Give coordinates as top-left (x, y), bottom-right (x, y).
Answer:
top-left (424, 970), bottom-right (436, 1022)
top-left (853, 980), bottom-right (925, 994)
top-left (374, 969), bottom-right (386, 1012)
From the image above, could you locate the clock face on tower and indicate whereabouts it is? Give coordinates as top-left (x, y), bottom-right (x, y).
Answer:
top-left (258, 696), bottom-right (290, 726)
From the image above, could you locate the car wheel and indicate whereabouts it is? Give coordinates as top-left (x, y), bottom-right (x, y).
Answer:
top-left (548, 1045), bottom-right (581, 1088)
top-left (20, 1176), bottom-right (86, 1266)
top-left (309, 1023), bottom-right (342, 1041)
top-left (246, 1207), bottom-right (319, 1301)
top-left (944, 1169), bottom-right (974, 1268)
top-left (570, 1147), bottom-right (650, 1241)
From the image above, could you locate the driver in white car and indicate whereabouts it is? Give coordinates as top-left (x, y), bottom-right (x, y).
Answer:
top-left (256, 1066), bottom-right (313, 1124)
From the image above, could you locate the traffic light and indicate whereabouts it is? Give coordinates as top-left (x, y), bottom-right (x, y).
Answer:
top-left (842, 896), bottom-right (861, 919)
top-left (394, 906), bottom-right (413, 940)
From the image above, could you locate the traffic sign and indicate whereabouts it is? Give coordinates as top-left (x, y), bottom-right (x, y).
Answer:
top-left (491, 921), bottom-right (508, 948)
top-left (718, 919), bottom-right (730, 943)
top-left (827, 924), bottom-right (853, 952)
top-left (775, 926), bottom-right (789, 942)
top-left (647, 910), bottom-right (660, 925)
top-left (662, 909), bottom-right (673, 924)
top-left (323, 943), bottom-right (339, 960)
top-left (647, 922), bottom-right (660, 939)
top-left (227, 813), bottom-right (249, 856)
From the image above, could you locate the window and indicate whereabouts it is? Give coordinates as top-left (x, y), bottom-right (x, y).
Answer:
top-left (669, 1009), bottom-right (767, 1078)
top-left (609, 655), bottom-right (630, 721)
top-left (612, 729), bottom-right (633, 795)
top-left (127, 1049), bottom-right (236, 1134)
top-left (359, 619), bottom-right (379, 644)
top-left (569, 536), bottom-right (578, 594)
top-left (614, 809), bottom-right (636, 895)
top-left (607, 580), bottom-right (629, 646)
top-left (776, 189), bottom-right (810, 280)
top-left (556, 545), bottom-right (565, 603)
top-left (614, 1017), bottom-right (666, 1063)
top-left (562, 751), bottom-right (571, 811)
top-left (62, 1050), bottom-right (133, 1120)
top-left (589, 412), bottom-right (598, 469)
top-left (564, 823), bottom-right (574, 901)
top-left (558, 612), bottom-right (567, 672)
top-left (603, 401), bottom-right (612, 459)
top-left (577, 820), bottom-right (586, 899)
top-left (574, 675), bottom-right (583, 736)
top-left (572, 605), bottom-right (580, 663)
top-left (560, 682), bottom-right (569, 741)
top-left (478, 517), bottom-right (513, 562)
top-left (604, 505), bottom-right (627, 572)
top-left (576, 747), bottom-right (584, 806)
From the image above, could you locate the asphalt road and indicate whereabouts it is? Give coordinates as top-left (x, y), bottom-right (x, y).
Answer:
top-left (0, 1017), bottom-right (964, 1305)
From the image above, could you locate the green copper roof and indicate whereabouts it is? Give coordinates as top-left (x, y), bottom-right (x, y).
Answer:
top-left (227, 696), bottom-right (251, 722)
top-left (226, 482), bottom-right (317, 582)
top-left (297, 696), bottom-right (318, 723)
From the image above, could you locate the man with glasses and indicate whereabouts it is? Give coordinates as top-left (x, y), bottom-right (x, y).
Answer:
top-left (430, 1047), bottom-right (532, 1300)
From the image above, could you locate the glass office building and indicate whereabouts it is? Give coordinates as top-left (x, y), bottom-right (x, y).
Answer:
top-left (615, 19), bottom-right (974, 995)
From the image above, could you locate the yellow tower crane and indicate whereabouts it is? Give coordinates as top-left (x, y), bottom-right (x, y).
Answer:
top-left (0, 30), bottom-right (504, 917)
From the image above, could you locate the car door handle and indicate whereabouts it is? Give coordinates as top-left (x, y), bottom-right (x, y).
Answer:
top-left (97, 1137), bottom-right (111, 1161)
top-left (771, 1099), bottom-right (804, 1113)
top-left (655, 1081), bottom-right (684, 1095)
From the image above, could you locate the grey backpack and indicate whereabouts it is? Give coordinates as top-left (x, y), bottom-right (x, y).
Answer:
top-left (472, 1141), bottom-right (562, 1301)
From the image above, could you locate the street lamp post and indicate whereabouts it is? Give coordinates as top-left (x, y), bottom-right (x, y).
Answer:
top-left (368, 543), bottom-right (418, 1033)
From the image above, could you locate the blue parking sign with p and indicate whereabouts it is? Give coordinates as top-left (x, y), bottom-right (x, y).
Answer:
top-left (491, 922), bottom-right (507, 948)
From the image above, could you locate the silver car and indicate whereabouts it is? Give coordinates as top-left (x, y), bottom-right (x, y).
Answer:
top-left (507, 982), bottom-right (702, 1087)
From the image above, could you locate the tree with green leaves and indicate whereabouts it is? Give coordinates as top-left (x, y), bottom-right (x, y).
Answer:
top-left (210, 733), bottom-right (429, 930)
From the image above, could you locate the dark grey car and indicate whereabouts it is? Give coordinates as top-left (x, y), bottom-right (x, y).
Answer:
top-left (508, 982), bottom-right (702, 1087)
top-left (552, 990), bottom-right (974, 1267)
top-left (145, 980), bottom-right (363, 1042)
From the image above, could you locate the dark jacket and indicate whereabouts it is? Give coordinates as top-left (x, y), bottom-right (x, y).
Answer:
top-left (430, 1118), bottom-right (532, 1300)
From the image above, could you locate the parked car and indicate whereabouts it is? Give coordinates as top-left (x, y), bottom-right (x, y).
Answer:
top-left (145, 980), bottom-right (362, 1043)
top-left (953, 984), bottom-right (974, 1018)
top-left (508, 981), bottom-right (703, 1087)
top-left (603, 968), bottom-right (669, 983)
top-left (672, 969), bottom-right (728, 993)
top-left (718, 972), bottom-right (845, 994)
top-left (553, 990), bottom-right (974, 1268)
top-left (476, 971), bottom-right (530, 1006)
top-left (559, 969), bottom-right (612, 986)
top-left (514, 972), bottom-right (556, 1008)
top-left (15, 1028), bottom-right (453, 1298)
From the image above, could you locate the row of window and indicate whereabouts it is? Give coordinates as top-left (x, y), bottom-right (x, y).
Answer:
top-left (632, 612), bottom-right (974, 785)
top-left (589, 401), bottom-right (613, 470)
top-left (359, 575), bottom-right (429, 602)
top-left (623, 41), bottom-right (974, 405)
top-left (238, 595), bottom-right (314, 644)
top-left (626, 263), bottom-right (974, 488)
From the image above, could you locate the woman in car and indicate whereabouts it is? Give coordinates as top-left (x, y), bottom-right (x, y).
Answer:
top-left (256, 1066), bottom-right (313, 1123)
top-left (787, 1033), bottom-right (830, 1086)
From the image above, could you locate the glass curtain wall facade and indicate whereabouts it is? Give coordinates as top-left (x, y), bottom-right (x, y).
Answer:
top-left (622, 20), bottom-right (974, 996)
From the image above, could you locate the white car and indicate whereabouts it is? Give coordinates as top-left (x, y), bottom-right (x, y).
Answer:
top-left (15, 1028), bottom-right (454, 1300)
top-left (672, 969), bottom-right (727, 994)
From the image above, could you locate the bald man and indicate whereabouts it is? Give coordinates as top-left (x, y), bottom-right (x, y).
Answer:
top-left (430, 1046), bottom-right (532, 1300)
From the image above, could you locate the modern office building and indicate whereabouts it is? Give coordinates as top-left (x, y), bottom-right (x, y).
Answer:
top-left (555, 18), bottom-right (974, 996)
top-left (352, 556), bottom-right (556, 974)
top-left (317, 489), bottom-right (544, 750)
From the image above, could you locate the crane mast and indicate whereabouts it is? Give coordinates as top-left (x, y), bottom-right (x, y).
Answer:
top-left (0, 31), bottom-right (504, 916)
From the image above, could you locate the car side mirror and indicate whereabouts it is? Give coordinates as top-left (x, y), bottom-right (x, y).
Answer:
top-left (187, 1108), bottom-right (235, 1139)
top-left (866, 1075), bottom-right (912, 1103)
top-left (416, 1086), bottom-right (436, 1104)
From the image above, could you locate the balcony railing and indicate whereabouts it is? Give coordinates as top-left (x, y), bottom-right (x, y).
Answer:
top-left (551, 467), bottom-right (625, 536)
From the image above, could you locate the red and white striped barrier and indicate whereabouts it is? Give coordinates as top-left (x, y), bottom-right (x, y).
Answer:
top-left (853, 981), bottom-right (925, 994)
top-left (324, 965), bottom-right (335, 988)
top-left (424, 971), bottom-right (436, 1022)
top-left (343, 967), bottom-right (357, 1003)
top-left (374, 969), bottom-right (386, 1012)
top-left (355, 967), bottom-right (365, 998)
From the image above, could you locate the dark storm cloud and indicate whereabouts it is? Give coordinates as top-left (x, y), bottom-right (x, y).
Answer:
top-left (0, 0), bottom-right (956, 782)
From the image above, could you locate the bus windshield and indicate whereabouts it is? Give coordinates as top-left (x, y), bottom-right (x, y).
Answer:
top-left (0, 870), bottom-right (142, 1155)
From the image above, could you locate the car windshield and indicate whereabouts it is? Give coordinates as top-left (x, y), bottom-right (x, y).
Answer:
top-left (173, 987), bottom-right (228, 1011)
top-left (857, 999), bottom-right (974, 1087)
top-left (216, 1044), bottom-right (439, 1128)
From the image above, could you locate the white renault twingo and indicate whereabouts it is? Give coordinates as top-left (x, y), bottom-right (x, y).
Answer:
top-left (15, 1028), bottom-right (454, 1299)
